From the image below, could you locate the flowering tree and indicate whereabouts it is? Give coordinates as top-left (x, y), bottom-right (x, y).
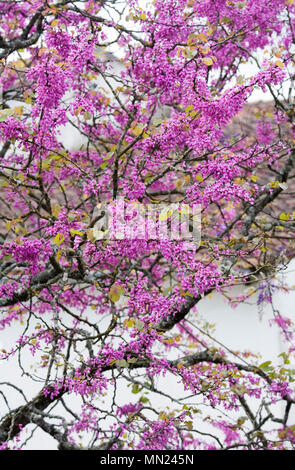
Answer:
top-left (1, 0), bottom-right (295, 451)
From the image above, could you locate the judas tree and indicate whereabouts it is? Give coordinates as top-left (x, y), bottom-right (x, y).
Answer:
top-left (1, 0), bottom-right (295, 450)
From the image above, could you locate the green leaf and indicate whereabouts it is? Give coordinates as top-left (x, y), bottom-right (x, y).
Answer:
top-left (221, 16), bottom-right (232, 24)
top-left (128, 357), bottom-right (137, 364)
top-left (185, 421), bottom-right (193, 430)
top-left (162, 286), bottom-right (172, 296)
top-left (139, 395), bottom-right (150, 404)
top-left (259, 361), bottom-right (272, 371)
top-left (83, 111), bottom-right (92, 120)
top-left (0, 109), bottom-right (13, 122)
top-left (116, 359), bottom-right (129, 368)
top-left (132, 383), bottom-right (142, 394)
top-left (135, 319), bottom-right (145, 331)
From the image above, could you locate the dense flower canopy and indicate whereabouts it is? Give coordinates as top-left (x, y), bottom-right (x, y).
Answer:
top-left (1, 0), bottom-right (295, 450)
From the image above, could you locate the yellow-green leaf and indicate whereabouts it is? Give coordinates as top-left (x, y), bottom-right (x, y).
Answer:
top-left (280, 213), bottom-right (289, 221)
top-left (135, 319), bottom-right (145, 331)
top-left (185, 104), bottom-right (194, 113)
top-left (52, 204), bottom-right (61, 218)
top-left (195, 174), bottom-right (204, 182)
top-left (13, 106), bottom-right (23, 116)
top-left (164, 338), bottom-right (174, 344)
top-left (202, 57), bottom-right (213, 66)
top-left (195, 33), bottom-right (208, 42)
top-left (116, 359), bottom-right (129, 368)
top-left (275, 60), bottom-right (284, 69)
top-left (70, 229), bottom-right (84, 237)
top-left (159, 210), bottom-right (172, 221)
top-left (100, 161), bottom-right (109, 170)
top-left (53, 233), bottom-right (65, 245)
top-left (0, 109), bottom-right (13, 122)
top-left (125, 318), bottom-right (135, 328)
top-left (132, 126), bottom-right (143, 136)
top-left (108, 285), bottom-right (121, 302)
top-left (5, 221), bottom-right (13, 231)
